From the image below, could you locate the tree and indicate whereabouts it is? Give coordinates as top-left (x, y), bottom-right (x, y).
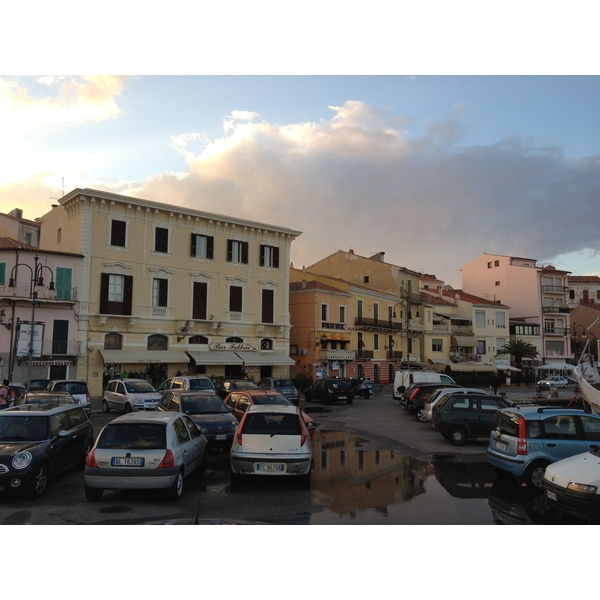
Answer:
top-left (496, 340), bottom-right (539, 370)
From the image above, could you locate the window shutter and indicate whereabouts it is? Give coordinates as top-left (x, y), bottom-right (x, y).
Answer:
top-left (123, 275), bottom-right (133, 315)
top-left (207, 236), bottom-right (214, 259)
top-left (100, 273), bottom-right (109, 313)
top-left (242, 242), bottom-right (248, 264)
top-left (273, 247), bottom-right (279, 268)
top-left (259, 245), bottom-right (265, 267)
top-left (191, 234), bottom-right (197, 257)
top-left (227, 240), bottom-right (233, 262)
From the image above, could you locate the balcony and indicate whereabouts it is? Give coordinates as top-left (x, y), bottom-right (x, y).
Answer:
top-left (544, 327), bottom-right (571, 336)
top-left (357, 349), bottom-right (374, 360)
top-left (41, 339), bottom-right (81, 355)
top-left (354, 317), bottom-right (404, 332)
top-left (542, 305), bottom-right (570, 314)
top-left (542, 285), bottom-right (568, 294)
top-left (321, 322), bottom-right (348, 331)
top-left (0, 283), bottom-right (78, 301)
top-left (319, 349), bottom-right (356, 361)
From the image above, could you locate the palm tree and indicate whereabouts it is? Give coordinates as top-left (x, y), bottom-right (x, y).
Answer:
top-left (497, 339), bottom-right (539, 370)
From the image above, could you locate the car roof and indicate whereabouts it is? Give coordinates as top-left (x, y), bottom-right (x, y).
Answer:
top-left (498, 405), bottom-right (594, 418)
top-left (24, 391), bottom-right (73, 398)
top-left (5, 403), bottom-right (81, 415)
top-left (246, 404), bottom-right (299, 415)
top-left (170, 390), bottom-right (222, 397)
top-left (107, 411), bottom-right (180, 425)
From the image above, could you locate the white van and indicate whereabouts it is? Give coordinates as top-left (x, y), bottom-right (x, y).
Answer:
top-left (393, 370), bottom-right (455, 400)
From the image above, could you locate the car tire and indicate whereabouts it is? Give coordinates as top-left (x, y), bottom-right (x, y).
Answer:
top-left (125, 403), bottom-right (133, 413)
top-left (524, 461), bottom-right (549, 488)
top-left (27, 462), bottom-right (49, 498)
top-left (346, 398), bottom-right (353, 405)
top-left (447, 426), bottom-right (467, 446)
top-left (168, 469), bottom-right (184, 500)
top-left (85, 485), bottom-right (103, 501)
top-left (102, 399), bottom-right (111, 413)
top-left (415, 408), bottom-right (427, 422)
top-left (79, 439), bottom-right (93, 470)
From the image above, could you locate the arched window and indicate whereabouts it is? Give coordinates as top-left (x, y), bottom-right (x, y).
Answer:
top-left (104, 332), bottom-right (123, 350)
top-left (147, 334), bottom-right (168, 350)
top-left (260, 338), bottom-right (273, 350)
top-left (189, 335), bottom-right (209, 345)
top-left (226, 337), bottom-right (243, 343)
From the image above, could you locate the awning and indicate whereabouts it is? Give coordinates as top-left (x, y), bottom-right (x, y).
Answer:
top-left (235, 351), bottom-right (296, 366)
top-left (435, 313), bottom-right (472, 322)
top-left (448, 363), bottom-right (497, 372)
top-left (99, 350), bottom-right (190, 364)
top-left (186, 351), bottom-right (244, 365)
top-left (451, 336), bottom-right (478, 347)
top-left (31, 360), bottom-right (74, 366)
top-left (537, 362), bottom-right (575, 372)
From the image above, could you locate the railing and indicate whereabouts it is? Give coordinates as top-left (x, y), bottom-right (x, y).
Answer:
top-left (451, 325), bottom-right (474, 335)
top-left (542, 305), bottom-right (569, 314)
top-left (544, 327), bottom-right (571, 336)
top-left (0, 283), bottom-right (78, 301)
top-left (542, 285), bottom-right (568, 294)
top-left (320, 349), bottom-right (356, 361)
top-left (357, 349), bottom-right (374, 359)
top-left (41, 339), bottom-right (81, 355)
top-left (354, 316), bottom-right (404, 331)
top-left (321, 322), bottom-right (348, 330)
top-left (386, 350), bottom-right (403, 360)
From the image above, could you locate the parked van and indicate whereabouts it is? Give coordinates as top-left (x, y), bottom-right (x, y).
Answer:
top-left (393, 370), bottom-right (455, 400)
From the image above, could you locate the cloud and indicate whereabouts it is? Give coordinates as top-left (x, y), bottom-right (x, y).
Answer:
top-left (1, 98), bottom-right (598, 287)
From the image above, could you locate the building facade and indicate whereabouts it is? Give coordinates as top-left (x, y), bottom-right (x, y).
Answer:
top-left (0, 209), bottom-right (40, 248)
top-left (38, 188), bottom-right (301, 396)
top-left (568, 275), bottom-right (600, 308)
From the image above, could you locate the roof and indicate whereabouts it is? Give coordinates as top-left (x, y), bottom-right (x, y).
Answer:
top-left (0, 237), bottom-right (84, 257)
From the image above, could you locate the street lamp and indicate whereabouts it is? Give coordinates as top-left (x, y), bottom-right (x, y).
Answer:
top-left (393, 286), bottom-right (421, 366)
top-left (8, 255), bottom-right (55, 389)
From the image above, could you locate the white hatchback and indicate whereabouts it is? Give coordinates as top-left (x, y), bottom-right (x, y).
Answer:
top-left (103, 379), bottom-right (161, 413)
top-left (230, 405), bottom-right (312, 485)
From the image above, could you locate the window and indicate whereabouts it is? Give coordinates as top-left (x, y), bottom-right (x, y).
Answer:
top-left (104, 333), bottom-right (123, 350)
top-left (227, 240), bottom-right (248, 264)
top-left (52, 320), bottom-right (69, 354)
top-left (57, 228), bottom-right (61, 244)
top-left (260, 245), bottom-right (279, 268)
top-left (0, 262), bottom-right (5, 286)
top-left (191, 234), bottom-right (214, 259)
top-left (321, 304), bottom-right (329, 322)
top-left (152, 278), bottom-right (168, 307)
top-left (192, 282), bottom-right (207, 320)
top-left (260, 338), bottom-right (273, 350)
top-left (475, 310), bottom-right (485, 328)
top-left (111, 219), bottom-right (126, 247)
top-left (495, 260), bottom-right (500, 267)
top-left (262, 289), bottom-right (274, 323)
top-left (147, 334), bottom-right (168, 350)
top-left (154, 227), bottom-right (169, 253)
top-left (55, 267), bottom-right (73, 301)
top-left (189, 335), bottom-right (209, 345)
top-left (100, 273), bottom-right (133, 315)
top-left (339, 306), bottom-right (346, 324)
top-left (374, 333), bottom-right (379, 351)
top-left (496, 311), bottom-right (505, 328)
top-left (432, 338), bottom-right (442, 352)
top-left (229, 286), bottom-right (243, 313)
top-left (487, 261), bottom-right (492, 268)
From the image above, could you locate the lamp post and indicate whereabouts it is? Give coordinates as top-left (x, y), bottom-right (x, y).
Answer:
top-left (8, 255), bottom-right (55, 389)
top-left (393, 285), bottom-right (421, 367)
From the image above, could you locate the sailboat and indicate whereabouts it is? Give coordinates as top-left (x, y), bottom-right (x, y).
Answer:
top-left (574, 318), bottom-right (600, 414)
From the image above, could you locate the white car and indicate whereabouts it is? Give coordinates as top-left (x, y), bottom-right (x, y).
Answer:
top-left (537, 375), bottom-right (569, 389)
top-left (84, 411), bottom-right (207, 501)
top-left (156, 376), bottom-right (215, 393)
top-left (230, 405), bottom-right (312, 485)
top-left (543, 448), bottom-right (600, 523)
top-left (423, 387), bottom-right (490, 423)
top-left (102, 379), bottom-right (161, 413)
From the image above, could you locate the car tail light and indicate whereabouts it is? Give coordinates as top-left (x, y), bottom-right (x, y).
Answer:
top-left (85, 392), bottom-right (91, 405)
top-left (86, 448), bottom-right (98, 468)
top-left (517, 415), bottom-right (528, 455)
top-left (299, 415), bottom-right (307, 447)
top-left (236, 413), bottom-right (248, 445)
top-left (409, 387), bottom-right (420, 401)
top-left (158, 449), bottom-right (175, 468)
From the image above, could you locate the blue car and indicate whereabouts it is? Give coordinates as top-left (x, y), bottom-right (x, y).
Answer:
top-left (487, 405), bottom-right (600, 488)
top-left (157, 390), bottom-right (238, 450)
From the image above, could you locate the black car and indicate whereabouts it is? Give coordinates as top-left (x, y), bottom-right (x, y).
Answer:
top-left (157, 390), bottom-right (239, 450)
top-left (304, 378), bottom-right (355, 405)
top-left (215, 379), bottom-right (259, 400)
top-left (0, 404), bottom-right (94, 497)
top-left (14, 391), bottom-right (76, 408)
top-left (431, 393), bottom-right (512, 446)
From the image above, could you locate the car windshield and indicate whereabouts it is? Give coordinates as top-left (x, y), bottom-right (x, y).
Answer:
top-left (272, 379), bottom-right (294, 388)
top-left (97, 423), bottom-right (166, 449)
top-left (229, 381), bottom-right (257, 390)
top-left (253, 395), bottom-right (290, 406)
top-left (243, 413), bottom-right (301, 435)
top-left (188, 379), bottom-right (214, 390)
top-left (0, 415), bottom-right (49, 441)
top-left (124, 381), bottom-right (156, 393)
top-left (182, 395), bottom-right (229, 414)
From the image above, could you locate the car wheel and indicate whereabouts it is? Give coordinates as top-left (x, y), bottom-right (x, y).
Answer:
top-left (102, 399), bottom-right (111, 413)
top-left (27, 462), bottom-right (49, 498)
top-left (416, 408), bottom-right (427, 423)
top-left (168, 469), bottom-right (184, 500)
top-left (346, 398), bottom-right (353, 405)
top-left (448, 427), bottom-right (467, 446)
top-left (79, 439), bottom-right (93, 470)
top-left (85, 485), bottom-right (104, 501)
top-left (125, 403), bottom-right (133, 413)
top-left (525, 461), bottom-right (549, 488)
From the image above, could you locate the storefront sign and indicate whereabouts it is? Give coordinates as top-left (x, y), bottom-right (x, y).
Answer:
top-left (209, 342), bottom-right (259, 351)
top-left (16, 321), bottom-right (44, 357)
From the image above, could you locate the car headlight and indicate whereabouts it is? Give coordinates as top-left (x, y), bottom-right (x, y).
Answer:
top-left (133, 398), bottom-right (144, 404)
top-left (12, 451), bottom-right (33, 470)
top-left (567, 482), bottom-right (598, 494)
top-left (200, 427), bottom-right (208, 434)
top-left (232, 421), bottom-right (239, 427)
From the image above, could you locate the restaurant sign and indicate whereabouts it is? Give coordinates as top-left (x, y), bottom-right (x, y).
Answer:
top-left (209, 342), bottom-right (259, 351)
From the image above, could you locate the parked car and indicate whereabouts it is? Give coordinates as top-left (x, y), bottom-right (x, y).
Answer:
top-left (84, 411), bottom-right (208, 501)
top-left (304, 378), bottom-right (354, 405)
top-left (423, 387), bottom-right (490, 423)
top-left (400, 383), bottom-right (461, 420)
top-left (223, 389), bottom-right (315, 434)
top-left (102, 379), bottom-right (161, 413)
top-left (0, 404), bottom-right (94, 497)
top-left (537, 375), bottom-right (569, 389)
top-left (157, 390), bottom-right (239, 449)
top-left (488, 405), bottom-right (600, 487)
top-left (45, 380), bottom-right (91, 416)
top-left (393, 370), bottom-right (456, 400)
top-left (543, 448), bottom-right (600, 523)
top-left (14, 391), bottom-right (76, 407)
top-left (257, 377), bottom-right (300, 406)
top-left (27, 379), bottom-right (50, 392)
top-left (230, 405), bottom-right (312, 485)
top-left (157, 376), bottom-right (215, 393)
top-left (215, 379), bottom-right (259, 400)
top-left (432, 393), bottom-right (512, 446)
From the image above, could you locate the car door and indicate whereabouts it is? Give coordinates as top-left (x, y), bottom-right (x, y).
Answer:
top-left (181, 414), bottom-right (206, 470)
top-left (579, 415), bottom-right (600, 452)
top-left (49, 410), bottom-right (81, 474)
top-left (540, 414), bottom-right (589, 462)
top-left (158, 392), bottom-right (172, 412)
top-left (172, 416), bottom-right (201, 475)
top-left (478, 396), bottom-right (505, 437)
top-left (231, 393), bottom-right (252, 421)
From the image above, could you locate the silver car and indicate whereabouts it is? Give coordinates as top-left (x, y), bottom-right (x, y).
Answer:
top-left (84, 411), bottom-right (207, 501)
top-left (230, 405), bottom-right (312, 485)
top-left (102, 379), bottom-right (162, 413)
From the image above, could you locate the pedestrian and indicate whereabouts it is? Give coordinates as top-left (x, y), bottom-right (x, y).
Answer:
top-left (0, 379), bottom-right (9, 410)
top-left (492, 374), bottom-right (500, 395)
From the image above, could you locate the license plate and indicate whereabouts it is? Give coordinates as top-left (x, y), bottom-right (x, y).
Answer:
top-left (494, 440), bottom-right (508, 451)
top-left (111, 457), bottom-right (144, 467)
top-left (546, 490), bottom-right (557, 501)
top-left (215, 434), bottom-right (227, 440)
top-left (256, 463), bottom-right (285, 472)
top-left (338, 396), bottom-right (347, 400)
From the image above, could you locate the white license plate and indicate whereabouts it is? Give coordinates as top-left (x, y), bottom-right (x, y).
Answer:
top-left (112, 457), bottom-right (144, 467)
top-left (494, 440), bottom-right (508, 451)
top-left (546, 490), bottom-right (557, 501)
top-left (338, 396), bottom-right (347, 400)
top-left (215, 434), bottom-right (227, 440)
top-left (256, 463), bottom-right (285, 472)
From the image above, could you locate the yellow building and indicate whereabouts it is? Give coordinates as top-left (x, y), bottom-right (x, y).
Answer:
top-left (39, 188), bottom-right (301, 396)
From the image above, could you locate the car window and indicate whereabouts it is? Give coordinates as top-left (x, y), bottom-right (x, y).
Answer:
top-left (225, 393), bottom-right (237, 409)
top-left (67, 407), bottom-right (88, 427)
top-left (98, 423), bottom-right (166, 449)
top-left (580, 415), bottom-right (600, 441)
top-left (159, 394), bottom-right (171, 409)
top-left (449, 397), bottom-right (473, 411)
top-left (188, 379), bottom-right (213, 390)
top-left (181, 415), bottom-right (201, 439)
top-left (542, 415), bottom-right (578, 439)
top-left (253, 394), bottom-right (289, 406)
top-left (51, 412), bottom-right (73, 435)
top-left (480, 397), bottom-right (503, 412)
top-left (237, 394), bottom-right (252, 411)
top-left (182, 395), bottom-right (228, 414)
top-left (125, 381), bottom-right (156, 393)
top-left (0, 415), bottom-right (49, 441)
top-left (273, 379), bottom-right (293, 387)
top-left (173, 417), bottom-right (191, 444)
top-left (65, 382), bottom-right (87, 395)
top-left (172, 380), bottom-right (183, 389)
top-left (116, 381), bottom-right (125, 394)
top-left (169, 397), bottom-right (181, 411)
